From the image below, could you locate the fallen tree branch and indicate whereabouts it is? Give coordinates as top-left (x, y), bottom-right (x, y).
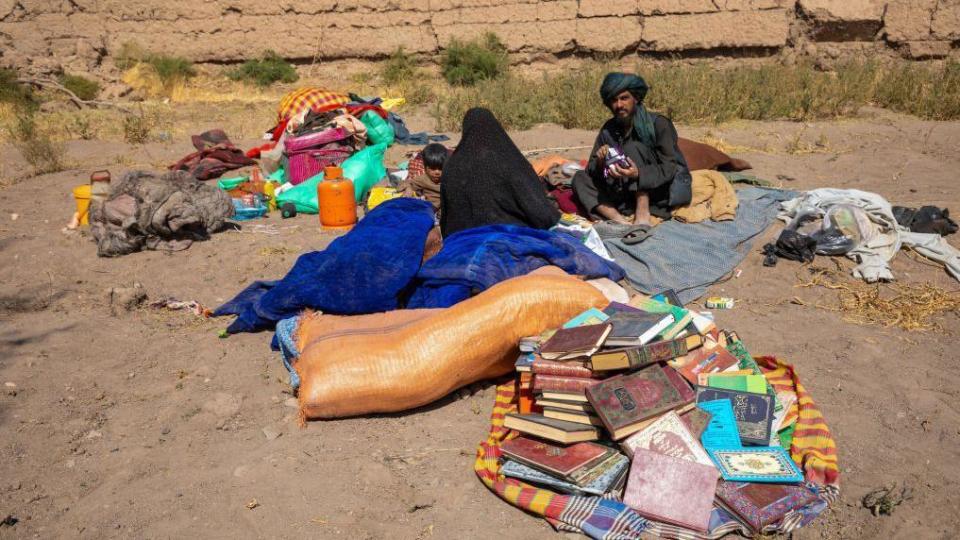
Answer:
top-left (16, 77), bottom-right (130, 111)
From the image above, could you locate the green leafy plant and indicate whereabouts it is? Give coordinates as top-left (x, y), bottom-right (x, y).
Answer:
top-left (442, 32), bottom-right (509, 86)
top-left (227, 51), bottom-right (299, 87)
top-left (146, 54), bottom-right (196, 86)
top-left (59, 74), bottom-right (100, 101)
top-left (381, 47), bottom-right (418, 85)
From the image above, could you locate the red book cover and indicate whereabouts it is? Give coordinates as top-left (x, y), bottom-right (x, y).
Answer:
top-left (715, 481), bottom-right (818, 533)
top-left (532, 358), bottom-right (594, 378)
top-left (501, 436), bottom-right (610, 478)
top-left (533, 374), bottom-right (603, 394)
top-left (586, 364), bottom-right (693, 440)
top-left (677, 347), bottom-right (739, 386)
top-left (623, 448), bottom-right (719, 532)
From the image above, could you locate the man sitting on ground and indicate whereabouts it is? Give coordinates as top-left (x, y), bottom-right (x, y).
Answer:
top-left (573, 72), bottom-right (692, 236)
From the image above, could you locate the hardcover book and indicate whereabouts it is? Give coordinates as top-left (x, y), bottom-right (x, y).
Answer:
top-left (706, 374), bottom-right (768, 394)
top-left (604, 311), bottom-right (676, 347)
top-left (652, 289), bottom-right (683, 307)
top-left (677, 347), bottom-right (741, 386)
top-left (515, 352), bottom-right (536, 373)
top-left (724, 333), bottom-right (782, 412)
top-left (620, 411), bottom-right (713, 467)
top-left (540, 390), bottom-right (590, 403)
top-left (696, 387), bottom-right (775, 446)
top-left (591, 334), bottom-right (703, 372)
top-left (680, 407), bottom-right (713, 438)
top-left (625, 296), bottom-right (695, 340)
top-left (708, 447), bottom-right (804, 483)
top-left (715, 481), bottom-right (818, 533)
top-left (517, 372), bottom-right (536, 415)
top-left (562, 308), bottom-right (610, 329)
top-left (539, 323), bottom-right (612, 360)
top-left (535, 399), bottom-right (594, 413)
top-left (500, 436), bottom-right (610, 479)
top-left (569, 450), bottom-right (626, 486)
top-left (532, 358), bottom-right (594, 378)
top-left (623, 448), bottom-right (719, 532)
top-left (532, 374), bottom-right (603, 394)
top-left (501, 453), bottom-right (629, 496)
top-left (586, 364), bottom-right (694, 440)
top-left (543, 407), bottom-right (604, 427)
top-left (503, 413), bottom-right (599, 444)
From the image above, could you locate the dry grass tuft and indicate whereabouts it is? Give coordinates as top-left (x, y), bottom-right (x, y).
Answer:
top-left (794, 263), bottom-right (960, 332)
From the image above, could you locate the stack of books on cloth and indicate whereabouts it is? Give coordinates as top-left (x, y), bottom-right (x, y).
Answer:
top-left (503, 292), bottom-right (815, 534)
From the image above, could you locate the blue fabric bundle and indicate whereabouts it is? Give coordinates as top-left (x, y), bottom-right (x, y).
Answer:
top-left (214, 198), bottom-right (436, 333)
top-left (406, 224), bottom-right (625, 309)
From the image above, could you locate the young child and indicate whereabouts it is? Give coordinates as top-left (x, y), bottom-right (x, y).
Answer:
top-left (398, 143), bottom-right (448, 213)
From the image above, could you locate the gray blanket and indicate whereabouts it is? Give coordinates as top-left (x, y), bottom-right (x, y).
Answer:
top-left (604, 187), bottom-right (797, 304)
top-left (90, 170), bottom-right (234, 257)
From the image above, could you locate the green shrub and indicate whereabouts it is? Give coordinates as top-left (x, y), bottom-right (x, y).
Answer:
top-left (874, 61), bottom-right (960, 120)
top-left (381, 47), bottom-right (418, 85)
top-left (442, 32), bottom-right (509, 86)
top-left (59, 74), bottom-right (100, 101)
top-left (0, 68), bottom-right (37, 111)
top-left (146, 54), bottom-right (196, 86)
top-left (7, 112), bottom-right (67, 175)
top-left (227, 51), bottom-right (299, 87)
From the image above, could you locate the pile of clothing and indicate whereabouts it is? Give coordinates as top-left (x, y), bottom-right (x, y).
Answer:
top-left (775, 188), bottom-right (960, 282)
top-left (169, 130), bottom-right (255, 181)
top-left (90, 170), bottom-right (234, 257)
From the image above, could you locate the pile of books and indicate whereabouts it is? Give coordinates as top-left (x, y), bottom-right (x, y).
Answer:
top-left (502, 292), bottom-right (815, 534)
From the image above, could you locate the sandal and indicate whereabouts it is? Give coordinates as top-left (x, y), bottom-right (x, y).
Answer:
top-left (621, 224), bottom-right (651, 245)
top-left (593, 220), bottom-right (635, 240)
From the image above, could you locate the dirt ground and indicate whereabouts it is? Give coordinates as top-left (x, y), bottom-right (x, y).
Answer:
top-left (1, 104), bottom-right (958, 540)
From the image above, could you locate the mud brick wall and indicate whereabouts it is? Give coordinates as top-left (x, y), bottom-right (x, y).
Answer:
top-left (0, 0), bottom-right (957, 76)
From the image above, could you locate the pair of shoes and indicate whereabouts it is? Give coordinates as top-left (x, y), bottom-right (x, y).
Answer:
top-left (762, 243), bottom-right (778, 267)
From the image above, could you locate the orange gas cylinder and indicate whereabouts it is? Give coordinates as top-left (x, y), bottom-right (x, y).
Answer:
top-left (317, 166), bottom-right (357, 231)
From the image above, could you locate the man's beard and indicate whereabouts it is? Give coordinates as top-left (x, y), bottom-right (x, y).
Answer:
top-left (615, 108), bottom-right (634, 127)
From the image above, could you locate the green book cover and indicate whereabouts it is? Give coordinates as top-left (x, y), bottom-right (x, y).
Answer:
top-left (725, 339), bottom-right (782, 412)
top-left (626, 297), bottom-right (693, 341)
top-left (707, 374), bottom-right (768, 394)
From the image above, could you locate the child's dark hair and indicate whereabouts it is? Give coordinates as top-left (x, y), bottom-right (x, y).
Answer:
top-left (421, 143), bottom-right (448, 169)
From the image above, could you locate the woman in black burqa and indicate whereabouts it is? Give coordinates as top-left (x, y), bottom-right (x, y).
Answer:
top-left (439, 108), bottom-right (560, 237)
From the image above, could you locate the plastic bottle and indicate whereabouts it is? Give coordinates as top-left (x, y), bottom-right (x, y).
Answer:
top-left (317, 166), bottom-right (357, 231)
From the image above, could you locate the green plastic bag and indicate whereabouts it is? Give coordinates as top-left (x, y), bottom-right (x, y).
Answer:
top-left (343, 142), bottom-right (387, 202)
top-left (274, 143), bottom-right (387, 213)
top-left (217, 176), bottom-right (246, 191)
top-left (360, 110), bottom-right (394, 146)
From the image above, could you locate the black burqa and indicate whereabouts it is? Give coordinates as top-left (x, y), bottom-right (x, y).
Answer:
top-left (440, 108), bottom-right (561, 237)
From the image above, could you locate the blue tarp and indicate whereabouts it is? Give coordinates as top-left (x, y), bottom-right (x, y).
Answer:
top-left (407, 225), bottom-right (625, 308)
top-left (604, 187), bottom-right (796, 304)
top-left (214, 198), bottom-right (436, 333)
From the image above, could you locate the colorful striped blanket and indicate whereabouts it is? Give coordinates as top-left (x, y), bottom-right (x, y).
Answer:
top-left (474, 356), bottom-right (839, 539)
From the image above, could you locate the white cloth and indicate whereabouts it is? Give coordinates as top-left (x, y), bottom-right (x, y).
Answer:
top-left (780, 188), bottom-right (960, 282)
top-left (552, 222), bottom-right (614, 262)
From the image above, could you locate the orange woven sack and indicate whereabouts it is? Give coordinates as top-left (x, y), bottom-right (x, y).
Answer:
top-left (296, 308), bottom-right (441, 360)
top-left (297, 272), bottom-right (607, 419)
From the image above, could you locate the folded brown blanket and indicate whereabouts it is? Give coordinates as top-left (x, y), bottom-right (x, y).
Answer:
top-left (678, 137), bottom-right (752, 172)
